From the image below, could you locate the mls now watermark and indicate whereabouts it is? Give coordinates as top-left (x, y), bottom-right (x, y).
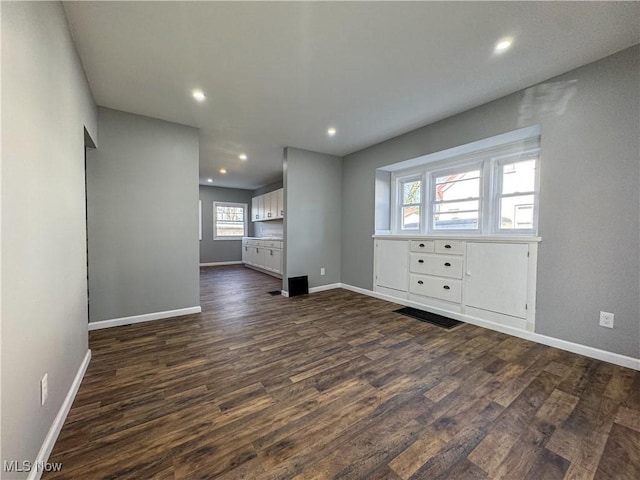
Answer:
top-left (4, 460), bottom-right (63, 473)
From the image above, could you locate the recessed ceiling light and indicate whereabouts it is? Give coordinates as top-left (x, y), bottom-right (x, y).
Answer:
top-left (192, 90), bottom-right (206, 102)
top-left (239, 154), bottom-right (248, 161)
top-left (219, 168), bottom-right (227, 174)
top-left (327, 127), bottom-right (337, 137)
top-left (206, 178), bottom-right (213, 183)
top-left (494, 38), bottom-right (513, 54)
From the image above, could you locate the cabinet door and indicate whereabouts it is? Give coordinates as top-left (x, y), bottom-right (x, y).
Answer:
top-left (251, 197), bottom-right (259, 222)
top-left (256, 247), bottom-right (266, 268)
top-left (273, 249), bottom-right (282, 274)
top-left (262, 193), bottom-right (270, 219)
top-left (249, 246), bottom-right (258, 266)
top-left (266, 191), bottom-right (275, 219)
top-left (375, 240), bottom-right (408, 291)
top-left (264, 248), bottom-right (275, 271)
top-left (257, 195), bottom-right (265, 220)
top-left (276, 188), bottom-right (284, 218)
top-left (242, 245), bottom-right (249, 264)
top-left (465, 243), bottom-right (529, 318)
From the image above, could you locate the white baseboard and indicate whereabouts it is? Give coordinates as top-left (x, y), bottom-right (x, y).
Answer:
top-left (309, 283), bottom-right (341, 294)
top-left (338, 283), bottom-right (640, 371)
top-left (280, 283), bottom-right (340, 297)
top-left (200, 261), bottom-right (243, 267)
top-left (28, 349), bottom-right (91, 480)
top-left (88, 306), bottom-right (202, 331)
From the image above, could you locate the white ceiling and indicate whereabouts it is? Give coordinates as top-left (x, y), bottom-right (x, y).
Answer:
top-left (63, 1), bottom-right (640, 190)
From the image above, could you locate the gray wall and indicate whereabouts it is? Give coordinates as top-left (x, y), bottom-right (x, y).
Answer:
top-left (87, 108), bottom-right (199, 322)
top-left (253, 179), bottom-right (283, 197)
top-left (199, 185), bottom-right (254, 263)
top-left (342, 45), bottom-right (640, 358)
top-left (1, 1), bottom-right (97, 475)
top-left (284, 148), bottom-right (342, 290)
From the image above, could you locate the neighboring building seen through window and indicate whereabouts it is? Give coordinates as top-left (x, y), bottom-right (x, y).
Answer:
top-left (213, 202), bottom-right (247, 239)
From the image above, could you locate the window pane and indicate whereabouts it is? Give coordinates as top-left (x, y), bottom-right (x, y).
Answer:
top-left (433, 212), bottom-right (479, 230)
top-left (502, 159), bottom-right (535, 195)
top-left (402, 180), bottom-right (421, 204)
top-left (499, 194), bottom-right (534, 229)
top-left (401, 206), bottom-right (420, 230)
top-left (433, 200), bottom-right (479, 213)
top-left (215, 205), bottom-right (245, 237)
top-left (435, 171), bottom-right (480, 202)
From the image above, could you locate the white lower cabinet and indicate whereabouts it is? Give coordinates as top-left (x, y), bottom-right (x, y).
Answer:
top-left (465, 242), bottom-right (529, 320)
top-left (375, 240), bottom-right (408, 298)
top-left (242, 237), bottom-right (283, 277)
top-left (374, 236), bottom-right (538, 332)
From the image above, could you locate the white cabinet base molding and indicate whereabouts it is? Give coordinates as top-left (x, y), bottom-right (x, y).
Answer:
top-left (374, 235), bottom-right (539, 333)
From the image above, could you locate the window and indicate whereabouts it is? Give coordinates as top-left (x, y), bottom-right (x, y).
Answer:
top-left (431, 165), bottom-right (481, 231)
top-left (495, 157), bottom-right (537, 232)
top-left (213, 202), bottom-right (247, 240)
top-left (389, 130), bottom-right (540, 236)
top-left (400, 178), bottom-right (421, 230)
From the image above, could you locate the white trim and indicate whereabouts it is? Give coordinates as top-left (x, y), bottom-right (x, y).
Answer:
top-left (338, 283), bottom-right (640, 371)
top-left (309, 283), bottom-right (341, 294)
top-left (28, 350), bottom-right (91, 480)
top-left (281, 290), bottom-right (289, 297)
top-left (88, 306), bottom-right (201, 331)
top-left (200, 261), bottom-right (243, 267)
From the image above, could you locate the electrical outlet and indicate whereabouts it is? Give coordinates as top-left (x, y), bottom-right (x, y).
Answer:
top-left (41, 374), bottom-right (48, 406)
top-left (599, 311), bottom-right (614, 329)
top-left (320, 267), bottom-right (326, 276)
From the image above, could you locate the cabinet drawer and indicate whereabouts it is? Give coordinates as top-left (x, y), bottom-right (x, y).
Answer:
top-left (410, 240), bottom-right (435, 253)
top-left (409, 254), bottom-right (463, 279)
top-left (263, 240), bottom-right (283, 249)
top-left (409, 274), bottom-right (462, 303)
top-left (434, 240), bottom-right (464, 255)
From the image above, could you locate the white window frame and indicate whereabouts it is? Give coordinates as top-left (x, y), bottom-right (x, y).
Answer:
top-left (213, 201), bottom-right (248, 240)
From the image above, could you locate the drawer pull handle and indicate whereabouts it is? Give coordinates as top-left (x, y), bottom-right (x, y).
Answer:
top-left (444, 262), bottom-right (451, 267)
top-left (419, 243), bottom-right (425, 247)
top-left (444, 244), bottom-right (452, 249)
top-left (418, 259), bottom-right (424, 264)
top-left (417, 280), bottom-right (424, 285)
top-left (443, 285), bottom-right (450, 290)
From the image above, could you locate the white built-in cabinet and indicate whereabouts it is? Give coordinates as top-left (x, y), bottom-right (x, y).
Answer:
top-left (374, 236), bottom-right (539, 332)
top-left (242, 238), bottom-right (283, 277)
top-left (375, 240), bottom-right (408, 293)
top-left (252, 188), bottom-right (284, 222)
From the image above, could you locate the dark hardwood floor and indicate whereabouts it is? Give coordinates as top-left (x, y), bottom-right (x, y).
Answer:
top-left (46, 266), bottom-right (639, 479)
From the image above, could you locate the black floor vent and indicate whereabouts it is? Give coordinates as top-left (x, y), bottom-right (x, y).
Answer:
top-left (394, 307), bottom-right (463, 330)
top-left (267, 290), bottom-right (281, 296)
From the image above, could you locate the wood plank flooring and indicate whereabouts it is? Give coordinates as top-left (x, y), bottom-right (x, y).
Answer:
top-left (45, 266), bottom-right (640, 479)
